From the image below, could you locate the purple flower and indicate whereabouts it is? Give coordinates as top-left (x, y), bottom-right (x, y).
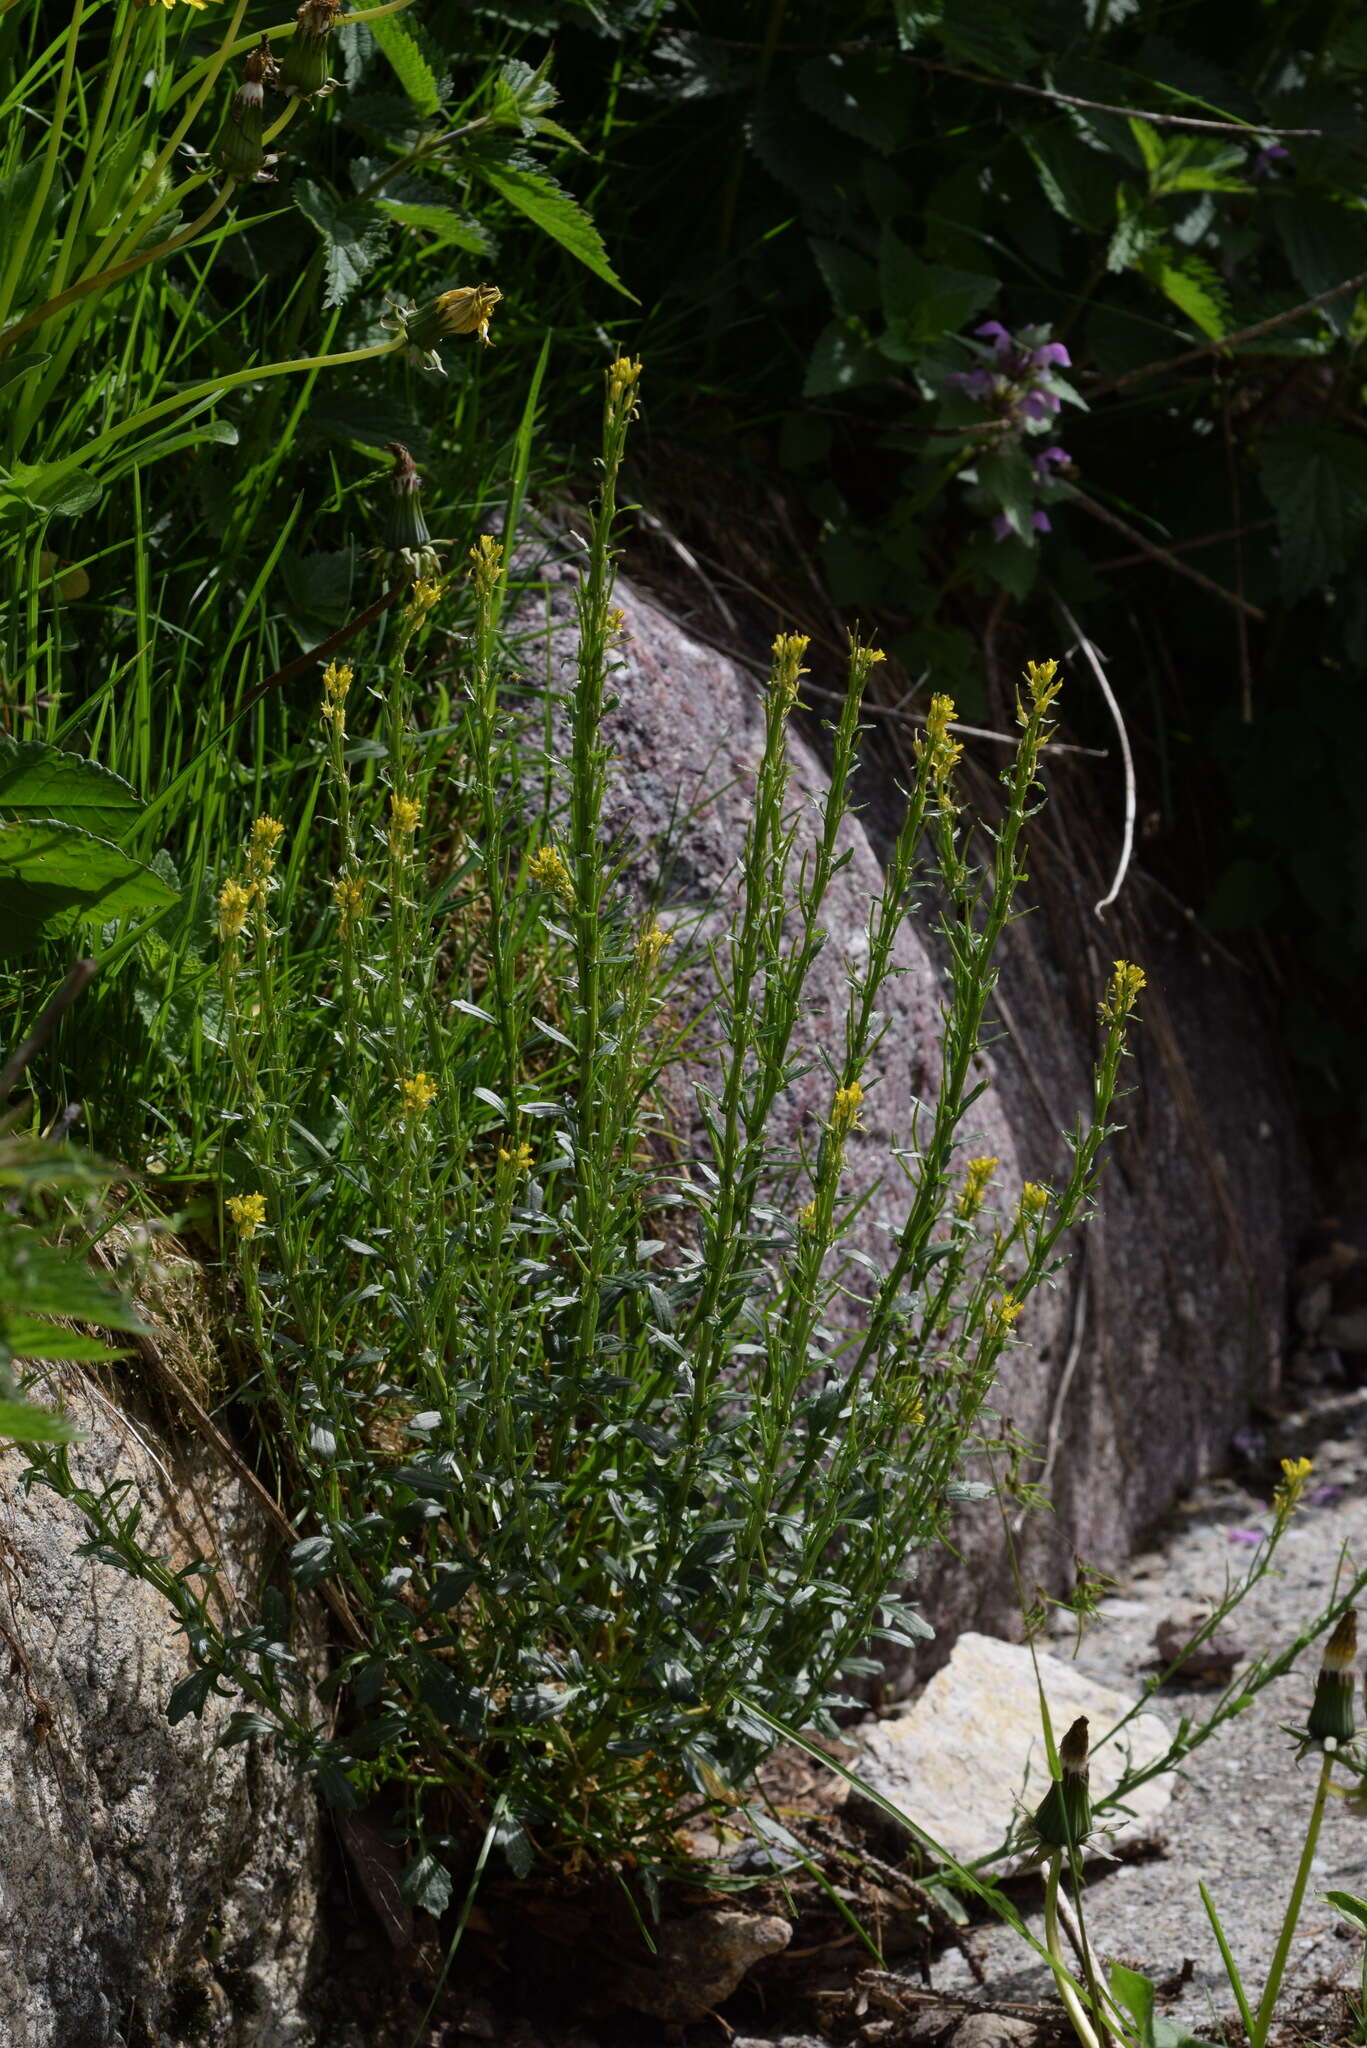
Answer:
top-left (1021, 390), bottom-right (1058, 423)
top-left (1031, 340), bottom-right (1072, 370)
top-left (975, 320), bottom-right (1011, 353)
top-left (1033, 444), bottom-right (1069, 480)
top-left (990, 512), bottom-right (1014, 541)
top-left (1252, 143), bottom-right (1289, 179)
top-left (1032, 509), bottom-right (1052, 534)
top-left (1228, 1528), bottom-right (1266, 1546)
top-left (948, 367), bottom-right (996, 400)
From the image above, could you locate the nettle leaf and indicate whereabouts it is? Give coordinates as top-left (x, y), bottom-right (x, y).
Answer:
top-left (368, 14), bottom-right (440, 116)
top-left (977, 445), bottom-right (1035, 539)
top-left (376, 199), bottom-right (488, 255)
top-left (1273, 195), bottom-right (1367, 337)
top-left (805, 321), bottom-right (883, 398)
top-left (1025, 126), bottom-right (1119, 233)
top-left (1259, 426), bottom-right (1367, 599)
top-left (474, 160), bottom-right (630, 296)
top-left (796, 52), bottom-right (915, 155)
top-left (1138, 248), bottom-right (1228, 338)
top-left (292, 182), bottom-right (390, 308)
top-left (0, 818), bottom-right (178, 956)
top-left (0, 740), bottom-right (140, 843)
top-left (877, 233), bottom-right (997, 353)
top-left (810, 237), bottom-right (880, 317)
top-left (939, 0), bottom-right (1035, 76)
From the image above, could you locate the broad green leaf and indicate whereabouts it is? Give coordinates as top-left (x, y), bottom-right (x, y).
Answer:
top-left (877, 234), bottom-right (997, 351)
top-left (401, 1852), bottom-right (453, 1916)
top-left (6, 458), bottom-right (103, 519)
top-left (940, 0), bottom-right (1035, 76)
top-left (475, 160), bottom-right (631, 296)
top-left (0, 818), bottom-right (179, 956)
top-left (0, 1396), bottom-right (78, 1444)
top-left (804, 321), bottom-right (883, 397)
top-left (810, 238), bottom-right (880, 317)
top-left (1273, 195), bottom-right (1367, 337)
top-left (293, 182), bottom-right (391, 309)
top-left (167, 1668), bottom-right (215, 1724)
top-left (797, 52), bottom-right (915, 155)
top-left (1109, 1962), bottom-right (1156, 2048)
top-left (1259, 426), bottom-right (1367, 598)
top-left (1026, 127), bottom-right (1120, 233)
top-left (368, 15), bottom-right (439, 117)
top-left (0, 739), bottom-right (141, 843)
top-left (1326, 1890), bottom-right (1367, 1934)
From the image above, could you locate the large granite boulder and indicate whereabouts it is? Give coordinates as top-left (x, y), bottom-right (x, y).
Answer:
top-left (0, 1276), bottom-right (323, 2046)
top-left (519, 553), bottom-right (1307, 1657)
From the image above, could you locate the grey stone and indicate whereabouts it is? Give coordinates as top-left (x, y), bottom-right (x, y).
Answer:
top-left (851, 1631), bottom-right (1174, 1865)
top-left (950, 2016), bottom-right (1040, 2048)
top-left (0, 1372), bottom-right (322, 2043)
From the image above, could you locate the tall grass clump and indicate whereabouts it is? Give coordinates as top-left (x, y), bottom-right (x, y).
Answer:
top-left (31, 358), bottom-right (1143, 1901)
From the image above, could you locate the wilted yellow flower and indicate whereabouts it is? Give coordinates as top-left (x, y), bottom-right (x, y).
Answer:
top-left (226, 1192), bottom-right (267, 1237)
top-left (635, 918), bottom-right (671, 972)
top-left (397, 1072), bottom-right (437, 1120)
top-left (798, 1200), bottom-right (819, 1232)
top-left (958, 1154), bottom-right (998, 1217)
top-left (468, 534), bottom-right (505, 594)
top-left (606, 353), bottom-right (643, 420)
top-left (830, 1081), bottom-right (864, 1138)
top-left (218, 878), bottom-right (251, 942)
top-left (771, 632), bottom-right (809, 714)
top-left (333, 873), bottom-right (366, 936)
top-left (991, 1294), bottom-right (1023, 1331)
top-left (1100, 959), bottom-right (1147, 1022)
top-left (418, 284), bottom-right (501, 348)
top-left (1018, 1182), bottom-right (1049, 1222)
top-left (498, 1140), bottom-right (535, 1174)
top-left (526, 844), bottom-right (573, 906)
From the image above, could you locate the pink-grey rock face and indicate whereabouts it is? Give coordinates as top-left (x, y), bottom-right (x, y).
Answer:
top-left (0, 1386), bottom-right (322, 2047)
top-left (517, 554), bottom-right (1307, 1663)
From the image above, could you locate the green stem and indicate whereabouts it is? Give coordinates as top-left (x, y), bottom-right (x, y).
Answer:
top-left (163, 0), bottom-right (415, 108)
top-left (0, 184), bottom-right (236, 355)
top-left (44, 0), bottom-right (142, 305)
top-left (0, 0), bottom-right (84, 332)
top-left (1045, 1858), bottom-right (1103, 2048)
top-left (35, 338), bottom-right (402, 484)
top-left (1251, 1748), bottom-right (1336, 2048)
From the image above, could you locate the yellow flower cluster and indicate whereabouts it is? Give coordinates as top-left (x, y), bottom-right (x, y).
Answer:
top-left (388, 792), bottom-right (422, 858)
top-left (770, 632), bottom-right (810, 715)
top-left (1018, 1181), bottom-right (1049, 1222)
top-left (991, 1294), bottom-right (1023, 1332)
top-left (1022, 657), bottom-right (1063, 716)
top-left (468, 534), bottom-right (505, 595)
top-left (635, 917), bottom-right (671, 973)
top-left (246, 814), bottom-right (284, 904)
top-left (958, 1153), bottom-right (998, 1217)
top-left (333, 873), bottom-right (366, 937)
top-left (916, 692), bottom-right (963, 793)
top-left (407, 580), bottom-right (442, 621)
top-left (498, 1139), bottom-right (535, 1175)
top-left (526, 844), bottom-right (574, 907)
top-left (606, 354), bottom-right (643, 422)
top-left (798, 1199), bottom-right (819, 1232)
top-left (829, 1080), bottom-right (864, 1138)
top-left (1100, 959), bottom-right (1147, 1022)
top-left (321, 659), bottom-right (352, 735)
top-left (397, 1072), bottom-right (438, 1121)
top-left (218, 877), bottom-right (251, 943)
top-left (226, 1192), bottom-right (267, 1238)
top-left (1274, 1454), bottom-right (1313, 1519)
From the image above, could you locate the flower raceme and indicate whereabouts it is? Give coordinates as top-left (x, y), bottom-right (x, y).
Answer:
top-left (397, 1073), bottom-right (437, 1122)
top-left (226, 1192), bottom-right (267, 1238)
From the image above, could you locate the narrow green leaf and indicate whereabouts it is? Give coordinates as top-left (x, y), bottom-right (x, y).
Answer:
top-left (0, 1396), bottom-right (78, 1444)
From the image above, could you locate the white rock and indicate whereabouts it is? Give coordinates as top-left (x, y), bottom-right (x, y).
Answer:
top-left (852, 1631), bottom-right (1175, 1867)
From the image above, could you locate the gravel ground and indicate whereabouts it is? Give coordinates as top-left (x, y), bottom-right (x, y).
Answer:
top-left (921, 1385), bottom-right (1367, 2035)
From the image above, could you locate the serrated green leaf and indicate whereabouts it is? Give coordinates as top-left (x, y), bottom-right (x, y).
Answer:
top-left (0, 818), bottom-right (179, 956)
top-left (1025, 126), bottom-right (1119, 233)
top-left (804, 321), bottom-right (883, 397)
top-left (1259, 425), bottom-right (1367, 598)
top-left (810, 238), bottom-right (880, 316)
top-left (375, 199), bottom-right (488, 254)
top-left (0, 739), bottom-right (141, 843)
top-left (401, 1852), bottom-right (453, 1916)
top-left (368, 15), bottom-right (440, 116)
top-left (1138, 248), bottom-right (1228, 338)
top-left (977, 445), bottom-right (1036, 538)
top-left (940, 0), bottom-right (1035, 76)
top-left (475, 160), bottom-right (631, 296)
top-left (293, 181), bottom-right (391, 308)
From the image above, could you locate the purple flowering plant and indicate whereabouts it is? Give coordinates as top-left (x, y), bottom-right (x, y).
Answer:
top-left (935, 319), bottom-right (1083, 568)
